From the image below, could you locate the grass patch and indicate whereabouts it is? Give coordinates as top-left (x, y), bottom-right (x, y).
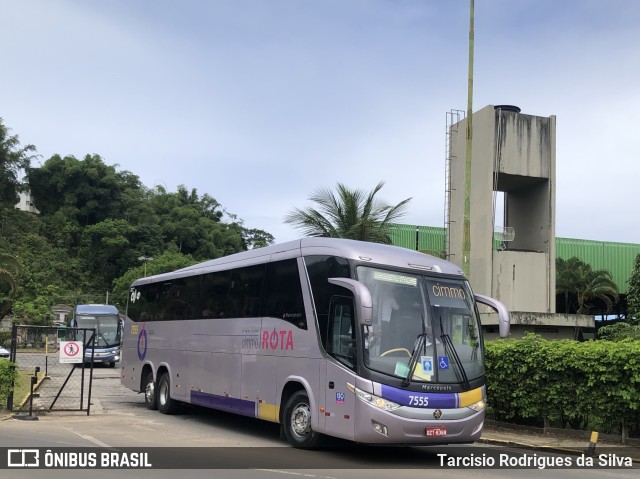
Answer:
top-left (13, 368), bottom-right (45, 409)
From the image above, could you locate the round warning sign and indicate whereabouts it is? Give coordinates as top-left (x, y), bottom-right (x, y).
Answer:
top-left (60, 341), bottom-right (83, 363)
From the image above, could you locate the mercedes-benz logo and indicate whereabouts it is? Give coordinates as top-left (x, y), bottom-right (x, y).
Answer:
top-left (433, 409), bottom-right (442, 419)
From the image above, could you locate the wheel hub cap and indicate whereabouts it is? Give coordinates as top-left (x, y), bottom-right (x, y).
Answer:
top-left (291, 404), bottom-right (311, 437)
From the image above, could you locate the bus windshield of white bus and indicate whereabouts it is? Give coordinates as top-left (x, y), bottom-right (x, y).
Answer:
top-left (74, 314), bottom-right (121, 348)
top-left (358, 266), bottom-right (483, 384)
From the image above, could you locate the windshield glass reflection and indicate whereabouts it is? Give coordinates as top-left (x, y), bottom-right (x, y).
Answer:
top-left (357, 266), bottom-right (484, 383)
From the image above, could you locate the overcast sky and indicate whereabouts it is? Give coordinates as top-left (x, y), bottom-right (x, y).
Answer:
top-left (2, 0), bottom-right (639, 245)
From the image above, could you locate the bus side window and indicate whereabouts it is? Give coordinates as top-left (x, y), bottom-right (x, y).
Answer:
top-left (327, 296), bottom-right (356, 370)
top-left (304, 255), bottom-right (351, 351)
top-left (263, 259), bottom-right (307, 329)
top-left (226, 265), bottom-right (265, 318)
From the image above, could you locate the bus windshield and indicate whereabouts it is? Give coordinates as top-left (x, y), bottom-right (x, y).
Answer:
top-left (357, 266), bottom-right (483, 383)
top-left (75, 314), bottom-right (121, 348)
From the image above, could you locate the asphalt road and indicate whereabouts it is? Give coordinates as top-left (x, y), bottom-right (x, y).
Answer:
top-left (1, 367), bottom-right (637, 479)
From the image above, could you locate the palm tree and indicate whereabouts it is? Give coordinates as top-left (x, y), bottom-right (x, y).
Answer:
top-left (576, 266), bottom-right (619, 315)
top-left (284, 181), bottom-right (411, 244)
top-left (556, 257), bottom-right (619, 314)
top-left (556, 257), bottom-right (583, 313)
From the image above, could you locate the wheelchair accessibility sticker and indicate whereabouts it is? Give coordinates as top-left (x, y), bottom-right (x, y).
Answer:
top-left (438, 356), bottom-right (449, 369)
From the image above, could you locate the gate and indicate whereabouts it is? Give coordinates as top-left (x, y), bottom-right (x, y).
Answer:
top-left (7, 324), bottom-right (97, 415)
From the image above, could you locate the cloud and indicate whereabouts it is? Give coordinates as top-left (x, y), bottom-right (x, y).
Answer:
top-left (2, 0), bottom-right (639, 244)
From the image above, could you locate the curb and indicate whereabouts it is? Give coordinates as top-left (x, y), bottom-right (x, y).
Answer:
top-left (478, 436), bottom-right (640, 464)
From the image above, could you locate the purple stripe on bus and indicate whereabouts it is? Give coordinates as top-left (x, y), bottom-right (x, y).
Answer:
top-left (190, 391), bottom-right (256, 417)
top-left (380, 384), bottom-right (458, 409)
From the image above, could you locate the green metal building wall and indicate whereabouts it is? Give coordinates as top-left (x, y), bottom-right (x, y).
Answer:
top-left (556, 237), bottom-right (640, 294)
top-left (389, 225), bottom-right (640, 294)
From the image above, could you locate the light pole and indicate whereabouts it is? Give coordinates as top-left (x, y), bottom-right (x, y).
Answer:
top-left (138, 256), bottom-right (154, 276)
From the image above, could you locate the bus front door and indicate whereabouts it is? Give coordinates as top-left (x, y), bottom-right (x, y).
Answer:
top-left (324, 296), bottom-right (357, 441)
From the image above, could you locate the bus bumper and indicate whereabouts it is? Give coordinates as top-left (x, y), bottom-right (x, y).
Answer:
top-left (353, 405), bottom-right (485, 444)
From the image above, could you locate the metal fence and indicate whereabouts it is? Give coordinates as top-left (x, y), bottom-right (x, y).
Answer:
top-left (7, 324), bottom-right (96, 415)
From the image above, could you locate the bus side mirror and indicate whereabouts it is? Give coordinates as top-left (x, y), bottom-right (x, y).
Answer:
top-left (328, 278), bottom-right (373, 326)
top-left (474, 294), bottom-right (510, 338)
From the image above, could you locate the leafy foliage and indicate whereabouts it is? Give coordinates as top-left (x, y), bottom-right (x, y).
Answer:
top-left (597, 322), bottom-right (640, 341)
top-left (556, 256), bottom-right (619, 314)
top-left (26, 154), bottom-right (138, 227)
top-left (0, 251), bottom-right (21, 320)
top-left (485, 334), bottom-right (640, 437)
top-left (627, 253), bottom-right (640, 319)
top-left (0, 127), bottom-right (275, 323)
top-left (285, 181), bottom-right (411, 244)
top-left (0, 118), bottom-right (37, 208)
top-left (0, 359), bottom-right (17, 403)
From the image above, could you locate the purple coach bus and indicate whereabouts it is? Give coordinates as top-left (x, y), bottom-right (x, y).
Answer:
top-left (121, 238), bottom-right (509, 447)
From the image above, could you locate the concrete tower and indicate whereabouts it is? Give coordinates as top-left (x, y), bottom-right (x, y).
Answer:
top-left (448, 105), bottom-right (556, 313)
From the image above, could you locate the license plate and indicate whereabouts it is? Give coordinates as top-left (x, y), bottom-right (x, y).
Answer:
top-left (425, 426), bottom-right (448, 437)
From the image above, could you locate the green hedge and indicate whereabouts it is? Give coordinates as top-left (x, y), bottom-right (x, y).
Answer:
top-left (0, 359), bottom-right (17, 406)
top-left (485, 334), bottom-right (640, 438)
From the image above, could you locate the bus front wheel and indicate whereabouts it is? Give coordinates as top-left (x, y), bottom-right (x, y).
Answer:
top-left (143, 371), bottom-right (157, 410)
top-left (157, 373), bottom-right (179, 414)
top-left (282, 391), bottom-right (321, 448)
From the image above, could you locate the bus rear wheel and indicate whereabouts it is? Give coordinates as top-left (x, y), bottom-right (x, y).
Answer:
top-left (143, 371), bottom-right (157, 410)
top-left (282, 391), bottom-right (321, 448)
top-left (157, 373), bottom-right (179, 414)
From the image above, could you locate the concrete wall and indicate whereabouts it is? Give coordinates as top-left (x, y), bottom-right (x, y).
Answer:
top-left (481, 312), bottom-right (595, 341)
top-left (448, 105), bottom-right (556, 313)
top-left (492, 251), bottom-right (550, 313)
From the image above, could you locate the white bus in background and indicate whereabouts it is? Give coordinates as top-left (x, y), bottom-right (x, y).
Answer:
top-left (121, 238), bottom-right (509, 447)
top-left (71, 304), bottom-right (122, 368)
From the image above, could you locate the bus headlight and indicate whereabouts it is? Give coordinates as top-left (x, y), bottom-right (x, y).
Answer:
top-left (467, 399), bottom-right (485, 412)
top-left (347, 383), bottom-right (401, 411)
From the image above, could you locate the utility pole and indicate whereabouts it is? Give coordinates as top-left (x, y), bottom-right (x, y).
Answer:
top-left (463, 0), bottom-right (475, 278)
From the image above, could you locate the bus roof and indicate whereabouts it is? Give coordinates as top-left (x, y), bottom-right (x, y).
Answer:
top-left (131, 238), bottom-right (465, 288)
top-left (75, 304), bottom-right (119, 315)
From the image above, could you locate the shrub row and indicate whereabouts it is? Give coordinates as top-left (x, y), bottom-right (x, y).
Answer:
top-left (485, 334), bottom-right (640, 438)
top-left (0, 359), bottom-right (17, 406)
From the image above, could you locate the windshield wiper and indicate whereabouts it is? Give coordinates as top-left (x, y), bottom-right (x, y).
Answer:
top-left (439, 315), bottom-right (470, 390)
top-left (401, 332), bottom-right (430, 388)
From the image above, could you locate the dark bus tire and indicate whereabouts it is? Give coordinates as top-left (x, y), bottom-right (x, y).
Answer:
top-left (282, 390), bottom-right (321, 448)
top-left (157, 373), bottom-right (179, 414)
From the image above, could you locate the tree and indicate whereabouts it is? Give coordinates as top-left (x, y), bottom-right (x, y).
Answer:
top-left (0, 252), bottom-right (21, 320)
top-left (284, 181), bottom-right (411, 244)
top-left (79, 218), bottom-right (136, 286)
top-left (556, 257), bottom-right (583, 313)
top-left (146, 185), bottom-right (245, 259)
top-left (627, 253), bottom-right (640, 320)
top-left (241, 228), bottom-right (275, 249)
top-left (225, 213), bottom-right (275, 250)
top-left (0, 118), bottom-right (37, 208)
top-left (556, 257), bottom-right (619, 314)
top-left (26, 154), bottom-right (143, 227)
top-left (577, 266), bottom-right (619, 315)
